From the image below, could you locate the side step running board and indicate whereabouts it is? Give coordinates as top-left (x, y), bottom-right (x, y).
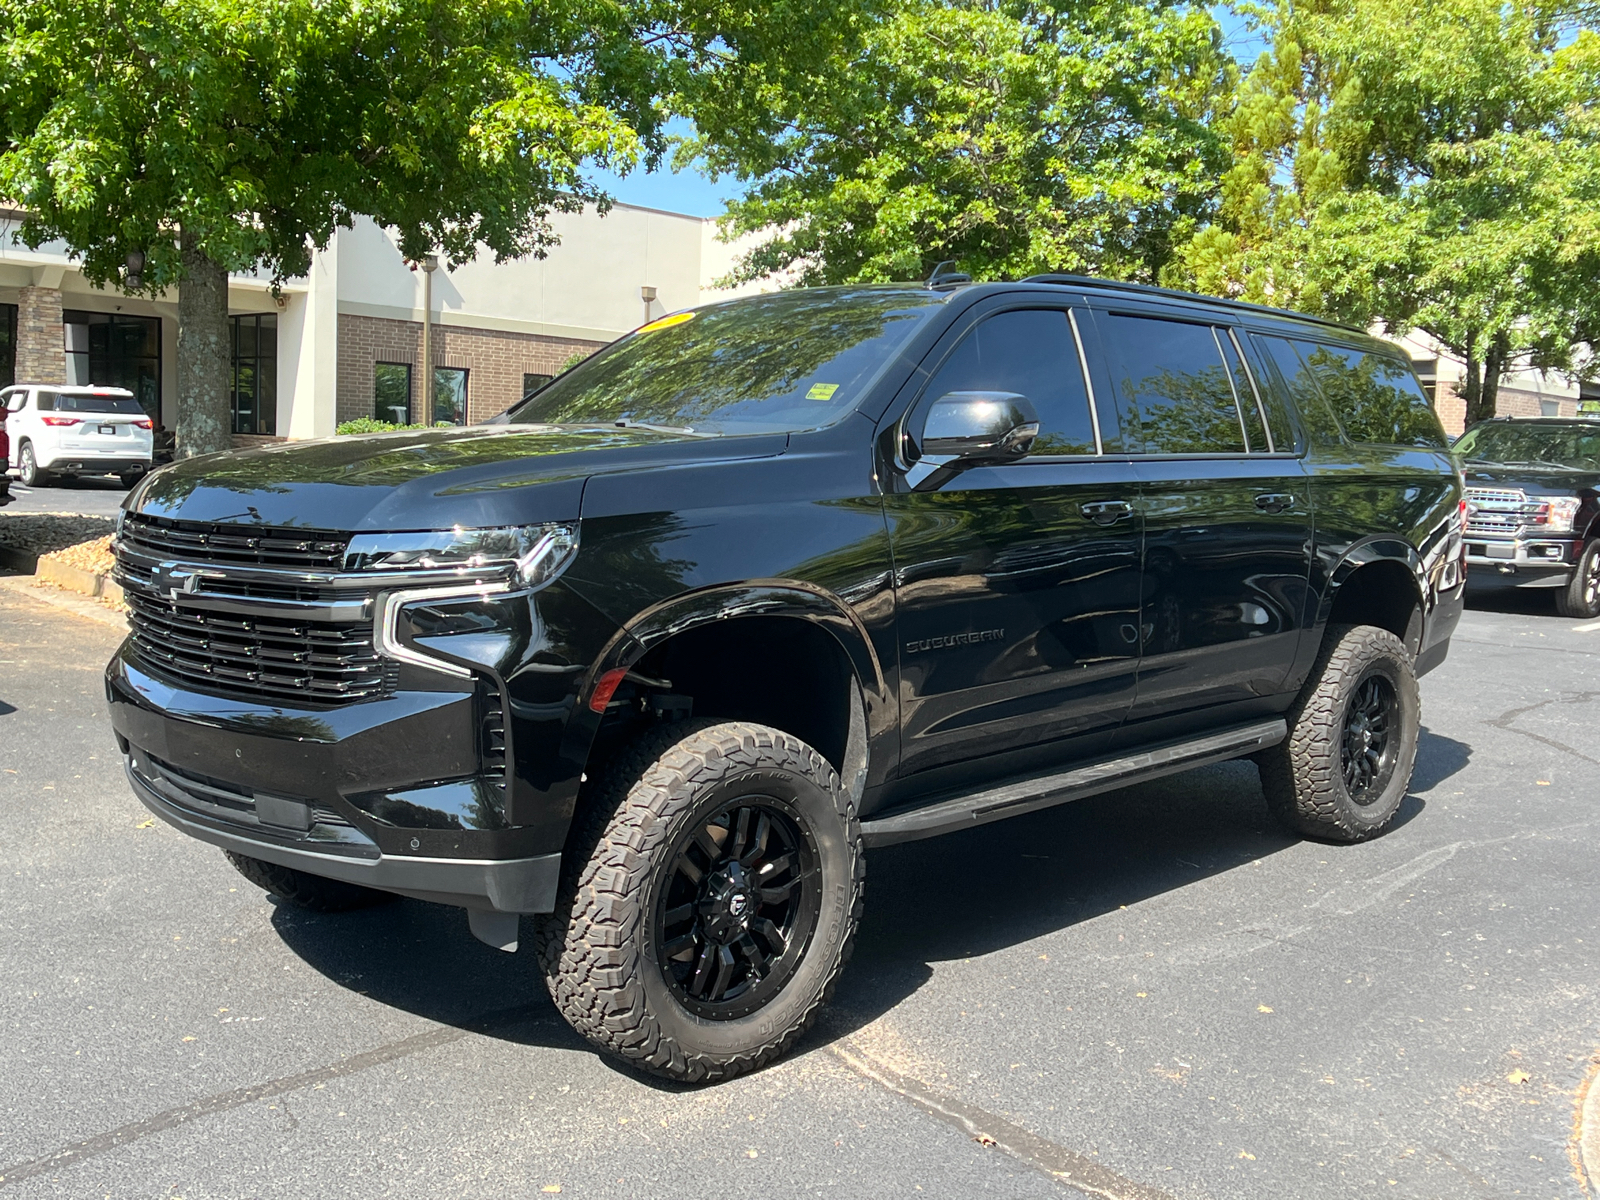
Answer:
top-left (859, 718), bottom-right (1287, 848)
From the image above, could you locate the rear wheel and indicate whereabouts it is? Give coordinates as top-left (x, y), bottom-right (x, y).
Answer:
top-left (1555, 540), bottom-right (1600, 619)
top-left (1257, 623), bottom-right (1420, 842)
top-left (18, 442), bottom-right (49, 487)
top-left (537, 720), bottom-right (864, 1084)
top-left (119, 469), bottom-right (145, 490)
top-left (225, 851), bottom-right (399, 912)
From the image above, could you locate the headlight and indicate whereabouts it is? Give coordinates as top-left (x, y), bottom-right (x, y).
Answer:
top-left (1540, 497), bottom-right (1582, 532)
top-left (346, 524), bottom-right (579, 587)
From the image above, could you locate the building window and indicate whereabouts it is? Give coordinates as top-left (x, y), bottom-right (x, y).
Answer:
top-left (62, 310), bottom-right (162, 421)
top-left (375, 363), bottom-right (412, 425)
top-left (230, 314), bottom-right (277, 435)
top-left (1412, 357), bottom-right (1439, 405)
top-left (522, 372), bottom-right (553, 400)
top-left (433, 366), bottom-right (468, 425)
top-left (0, 304), bottom-right (15, 387)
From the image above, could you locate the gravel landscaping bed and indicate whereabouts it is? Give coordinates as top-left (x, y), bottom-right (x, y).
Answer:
top-left (0, 513), bottom-right (118, 561)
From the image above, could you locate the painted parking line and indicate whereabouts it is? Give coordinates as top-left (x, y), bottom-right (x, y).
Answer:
top-left (1572, 620), bottom-right (1600, 633)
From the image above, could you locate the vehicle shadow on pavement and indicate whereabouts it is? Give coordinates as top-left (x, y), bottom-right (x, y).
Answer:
top-left (267, 897), bottom-right (582, 1051)
top-left (268, 735), bottom-right (1461, 1080)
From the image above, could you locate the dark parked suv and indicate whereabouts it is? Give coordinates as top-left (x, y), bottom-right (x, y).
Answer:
top-left (1453, 417), bottom-right (1600, 618)
top-left (108, 278), bottom-right (1464, 1082)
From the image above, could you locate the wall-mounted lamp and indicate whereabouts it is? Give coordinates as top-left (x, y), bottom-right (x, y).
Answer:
top-left (124, 249), bottom-right (145, 291)
top-left (640, 285), bottom-right (657, 325)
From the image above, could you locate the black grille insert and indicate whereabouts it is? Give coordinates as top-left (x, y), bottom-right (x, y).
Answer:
top-left (125, 591), bottom-right (388, 704)
top-left (122, 513), bottom-right (349, 570)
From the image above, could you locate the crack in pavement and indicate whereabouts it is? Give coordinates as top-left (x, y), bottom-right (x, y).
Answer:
top-left (0, 1003), bottom-right (551, 1190)
top-left (830, 1038), bottom-right (1178, 1200)
top-left (1486, 692), bottom-right (1600, 765)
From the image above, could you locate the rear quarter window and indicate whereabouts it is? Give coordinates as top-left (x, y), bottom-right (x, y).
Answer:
top-left (1291, 341), bottom-right (1447, 449)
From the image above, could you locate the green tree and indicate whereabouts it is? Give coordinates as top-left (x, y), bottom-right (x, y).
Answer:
top-left (0, 0), bottom-right (860, 455)
top-left (1168, 0), bottom-right (1600, 425)
top-left (693, 0), bottom-right (1235, 286)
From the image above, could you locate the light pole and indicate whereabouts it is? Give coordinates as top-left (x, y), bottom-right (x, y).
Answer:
top-left (420, 254), bottom-right (439, 423)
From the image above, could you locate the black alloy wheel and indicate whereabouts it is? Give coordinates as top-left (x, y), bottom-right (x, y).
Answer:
top-left (1340, 673), bottom-right (1398, 803)
top-left (655, 799), bottom-right (820, 1019)
top-left (1557, 540), bottom-right (1600, 618)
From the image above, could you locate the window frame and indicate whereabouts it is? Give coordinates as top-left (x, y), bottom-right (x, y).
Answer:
top-left (1083, 305), bottom-right (1303, 461)
top-left (898, 300), bottom-right (1108, 467)
top-left (373, 361), bottom-right (414, 425)
top-left (432, 365), bottom-right (470, 426)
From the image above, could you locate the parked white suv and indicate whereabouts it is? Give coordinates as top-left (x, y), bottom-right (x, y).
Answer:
top-left (2, 385), bottom-right (154, 488)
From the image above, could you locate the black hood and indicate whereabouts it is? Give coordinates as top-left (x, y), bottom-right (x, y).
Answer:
top-left (129, 425), bottom-right (787, 530)
top-left (1461, 460), bottom-right (1600, 495)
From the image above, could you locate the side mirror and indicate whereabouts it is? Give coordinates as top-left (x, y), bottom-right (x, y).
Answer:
top-left (907, 391), bottom-right (1040, 490)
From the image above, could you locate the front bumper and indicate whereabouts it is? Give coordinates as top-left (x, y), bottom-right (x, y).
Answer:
top-left (1464, 535), bottom-right (1580, 588)
top-left (124, 751), bottom-right (559, 912)
top-left (106, 648), bottom-right (561, 913)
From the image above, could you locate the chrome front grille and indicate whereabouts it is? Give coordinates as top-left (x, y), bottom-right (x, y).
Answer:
top-left (115, 515), bottom-right (388, 706)
top-left (1465, 487), bottom-right (1546, 536)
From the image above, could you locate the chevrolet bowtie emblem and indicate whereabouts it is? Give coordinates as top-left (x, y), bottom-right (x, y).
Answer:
top-left (152, 562), bottom-right (203, 600)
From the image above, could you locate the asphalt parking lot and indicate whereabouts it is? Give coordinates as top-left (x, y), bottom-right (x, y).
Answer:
top-left (2, 581), bottom-right (1597, 1200)
top-left (1, 474), bottom-right (130, 518)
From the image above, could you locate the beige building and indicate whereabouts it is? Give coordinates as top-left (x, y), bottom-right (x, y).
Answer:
top-left (1389, 329), bottom-right (1597, 437)
top-left (0, 204), bottom-right (764, 445)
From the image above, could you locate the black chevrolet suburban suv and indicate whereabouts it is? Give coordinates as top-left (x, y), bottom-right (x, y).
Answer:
top-left (108, 278), bottom-right (1464, 1082)
top-left (1453, 417), bottom-right (1600, 618)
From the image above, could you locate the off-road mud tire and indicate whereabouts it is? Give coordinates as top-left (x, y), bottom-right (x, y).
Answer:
top-left (536, 720), bottom-right (865, 1084)
top-left (1256, 623), bottom-right (1420, 842)
top-left (225, 851), bottom-right (400, 912)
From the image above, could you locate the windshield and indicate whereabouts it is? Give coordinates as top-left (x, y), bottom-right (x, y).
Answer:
top-left (48, 393), bottom-right (144, 415)
top-left (1453, 422), bottom-right (1600, 471)
top-left (503, 287), bottom-right (945, 435)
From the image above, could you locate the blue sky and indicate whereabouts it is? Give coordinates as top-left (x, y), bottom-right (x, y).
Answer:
top-left (594, 6), bottom-right (1268, 219)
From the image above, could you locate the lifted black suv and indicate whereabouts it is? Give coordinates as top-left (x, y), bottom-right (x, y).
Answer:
top-left (1453, 417), bottom-right (1600, 618)
top-left (108, 278), bottom-right (1464, 1082)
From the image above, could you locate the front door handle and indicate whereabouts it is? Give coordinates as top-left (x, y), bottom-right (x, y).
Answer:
top-left (1080, 500), bottom-right (1134, 525)
top-left (1254, 493), bottom-right (1295, 514)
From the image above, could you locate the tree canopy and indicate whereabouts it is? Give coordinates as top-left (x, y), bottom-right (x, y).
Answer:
top-left (697, 0), bottom-right (1236, 286)
top-left (1165, 0), bottom-right (1600, 422)
top-left (0, 0), bottom-right (867, 450)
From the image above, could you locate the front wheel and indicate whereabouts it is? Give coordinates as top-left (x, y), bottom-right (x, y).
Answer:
top-left (1555, 540), bottom-right (1600, 619)
top-left (18, 443), bottom-right (49, 487)
top-left (537, 720), bottom-right (864, 1084)
top-left (119, 470), bottom-right (146, 490)
top-left (1257, 623), bottom-right (1420, 842)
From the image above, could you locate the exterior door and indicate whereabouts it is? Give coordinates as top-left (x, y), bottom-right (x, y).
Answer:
top-left (1082, 309), bottom-right (1313, 728)
top-left (883, 304), bottom-right (1144, 781)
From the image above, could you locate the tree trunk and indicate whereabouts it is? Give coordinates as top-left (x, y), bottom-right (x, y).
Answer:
top-left (1460, 332), bottom-right (1508, 429)
top-left (176, 232), bottom-right (232, 458)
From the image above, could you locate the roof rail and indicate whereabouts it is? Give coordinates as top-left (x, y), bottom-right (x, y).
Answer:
top-left (1018, 273), bottom-right (1362, 334)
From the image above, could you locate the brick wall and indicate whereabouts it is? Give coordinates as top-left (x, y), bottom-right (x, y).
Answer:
top-left (337, 314), bottom-right (605, 427)
top-left (17, 286), bottom-right (66, 384)
top-left (1435, 381), bottom-right (1578, 437)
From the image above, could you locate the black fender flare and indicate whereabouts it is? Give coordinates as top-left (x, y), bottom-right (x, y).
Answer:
top-left (559, 579), bottom-right (891, 800)
top-left (1314, 537), bottom-right (1428, 645)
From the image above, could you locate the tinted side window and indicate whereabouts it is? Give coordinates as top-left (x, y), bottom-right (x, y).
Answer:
top-left (36, 390), bottom-right (56, 412)
top-left (921, 309), bottom-right (1097, 455)
top-left (1295, 342), bottom-right (1448, 449)
top-left (1097, 313), bottom-right (1245, 454)
top-left (1252, 336), bottom-right (1342, 445)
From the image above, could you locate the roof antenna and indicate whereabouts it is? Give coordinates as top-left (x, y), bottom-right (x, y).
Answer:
top-left (926, 260), bottom-right (972, 290)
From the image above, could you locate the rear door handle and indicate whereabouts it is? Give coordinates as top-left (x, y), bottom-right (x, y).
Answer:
top-left (1080, 500), bottom-right (1134, 525)
top-left (1254, 493), bottom-right (1295, 514)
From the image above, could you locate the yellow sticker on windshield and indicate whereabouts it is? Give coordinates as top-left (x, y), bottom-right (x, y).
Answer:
top-left (806, 383), bottom-right (840, 400)
top-left (637, 311), bottom-right (695, 334)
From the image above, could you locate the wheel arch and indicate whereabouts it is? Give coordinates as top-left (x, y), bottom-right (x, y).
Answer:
top-left (571, 581), bottom-right (889, 800)
top-left (1317, 539), bottom-right (1427, 654)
